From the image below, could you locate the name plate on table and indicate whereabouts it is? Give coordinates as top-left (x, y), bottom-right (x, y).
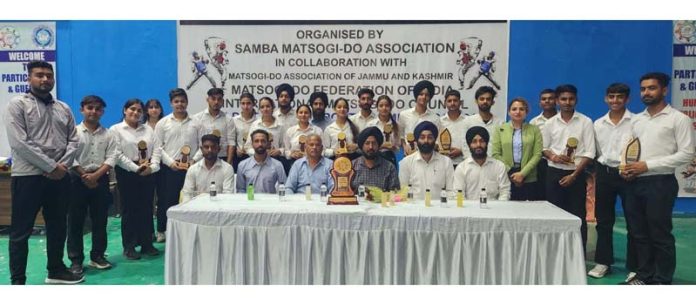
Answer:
top-left (178, 145), bottom-right (191, 169)
top-left (328, 156), bottom-right (358, 205)
top-left (619, 137), bottom-right (641, 173)
top-left (439, 128), bottom-right (452, 155)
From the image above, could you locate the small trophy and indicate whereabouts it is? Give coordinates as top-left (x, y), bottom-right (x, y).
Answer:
top-left (439, 128), bottom-right (452, 155)
top-left (383, 123), bottom-right (393, 147)
top-left (137, 140), bottom-right (149, 166)
top-left (619, 137), bottom-right (641, 174)
top-left (406, 133), bottom-right (416, 154)
top-left (298, 135), bottom-right (307, 155)
top-left (336, 132), bottom-right (348, 155)
top-left (565, 137), bottom-right (578, 162)
top-left (211, 129), bottom-right (222, 137)
top-left (328, 156), bottom-right (358, 205)
top-left (178, 145), bottom-right (191, 169)
top-left (268, 133), bottom-right (274, 149)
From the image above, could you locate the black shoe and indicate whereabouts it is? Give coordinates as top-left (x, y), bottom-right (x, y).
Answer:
top-left (69, 262), bottom-right (84, 275)
top-left (140, 246), bottom-right (160, 257)
top-left (45, 269), bottom-right (85, 284)
top-left (89, 256), bottom-right (113, 269)
top-left (124, 248), bottom-right (141, 260)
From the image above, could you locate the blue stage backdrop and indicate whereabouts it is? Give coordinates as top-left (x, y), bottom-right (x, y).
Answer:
top-left (48, 20), bottom-right (693, 213)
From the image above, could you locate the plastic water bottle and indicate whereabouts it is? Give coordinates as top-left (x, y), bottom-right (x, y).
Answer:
top-left (247, 183), bottom-right (254, 201)
top-left (209, 181), bottom-right (217, 200)
top-left (425, 189), bottom-right (431, 207)
top-left (305, 184), bottom-right (312, 201)
top-left (440, 188), bottom-right (448, 208)
top-left (320, 183), bottom-right (328, 201)
top-left (278, 183), bottom-right (286, 202)
top-left (456, 189), bottom-right (464, 208)
top-left (407, 184), bottom-right (414, 202)
top-left (358, 184), bottom-right (365, 201)
top-left (479, 187), bottom-right (488, 209)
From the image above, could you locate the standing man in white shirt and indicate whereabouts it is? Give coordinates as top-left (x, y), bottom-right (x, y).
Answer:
top-left (350, 88), bottom-right (376, 133)
top-left (181, 134), bottom-right (234, 202)
top-left (542, 84), bottom-right (596, 250)
top-left (621, 72), bottom-right (694, 285)
top-left (153, 88), bottom-right (200, 242)
top-left (192, 88), bottom-right (236, 164)
top-left (454, 126), bottom-right (510, 200)
top-left (67, 95), bottom-right (118, 275)
top-left (399, 121), bottom-right (454, 200)
top-left (309, 91), bottom-right (333, 131)
top-left (588, 83), bottom-right (637, 279)
top-left (529, 88), bottom-right (557, 201)
top-left (398, 80), bottom-right (441, 156)
top-left (4, 61), bottom-right (83, 285)
top-left (440, 89), bottom-right (468, 166)
top-left (274, 83), bottom-right (297, 129)
top-left (463, 86), bottom-right (504, 156)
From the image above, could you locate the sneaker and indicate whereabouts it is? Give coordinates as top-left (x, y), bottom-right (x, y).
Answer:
top-left (624, 277), bottom-right (647, 285)
top-left (625, 272), bottom-right (637, 283)
top-left (156, 232), bottom-right (166, 243)
top-left (123, 248), bottom-right (141, 260)
top-left (587, 264), bottom-right (610, 278)
top-left (89, 256), bottom-right (113, 269)
top-left (141, 246), bottom-right (160, 257)
top-left (69, 262), bottom-right (84, 275)
top-left (45, 269), bottom-right (85, 284)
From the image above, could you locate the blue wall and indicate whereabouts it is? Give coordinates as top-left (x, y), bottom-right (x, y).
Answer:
top-left (47, 20), bottom-right (694, 213)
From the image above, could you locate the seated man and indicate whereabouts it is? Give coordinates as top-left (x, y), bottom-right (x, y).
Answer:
top-left (351, 127), bottom-right (400, 191)
top-left (399, 121), bottom-right (454, 200)
top-left (285, 134), bottom-right (334, 193)
top-left (181, 134), bottom-right (235, 202)
top-left (453, 126), bottom-right (510, 200)
top-left (236, 129), bottom-right (287, 193)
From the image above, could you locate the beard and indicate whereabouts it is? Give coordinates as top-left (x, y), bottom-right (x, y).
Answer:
top-left (364, 150), bottom-right (378, 160)
top-left (254, 146), bottom-right (267, 155)
top-left (478, 104), bottom-right (491, 112)
top-left (359, 103), bottom-right (372, 111)
top-left (417, 142), bottom-right (435, 154)
top-left (641, 96), bottom-right (660, 106)
top-left (470, 147), bottom-right (487, 159)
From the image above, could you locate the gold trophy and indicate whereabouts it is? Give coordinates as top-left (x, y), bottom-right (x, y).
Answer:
top-left (406, 132), bottom-right (416, 154)
top-left (137, 140), bottom-right (149, 166)
top-left (177, 145), bottom-right (191, 169)
top-left (268, 133), bottom-right (274, 149)
top-left (328, 156), bottom-right (358, 205)
top-left (336, 132), bottom-right (348, 155)
top-left (211, 129), bottom-right (222, 137)
top-left (383, 123), bottom-right (393, 147)
top-left (565, 137), bottom-right (578, 162)
top-left (439, 128), bottom-right (452, 155)
top-left (298, 135), bottom-right (307, 156)
top-left (620, 137), bottom-right (641, 174)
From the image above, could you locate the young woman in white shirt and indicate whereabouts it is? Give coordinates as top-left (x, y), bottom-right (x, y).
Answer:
top-left (367, 95), bottom-right (400, 165)
top-left (283, 104), bottom-right (323, 162)
top-left (322, 97), bottom-right (360, 160)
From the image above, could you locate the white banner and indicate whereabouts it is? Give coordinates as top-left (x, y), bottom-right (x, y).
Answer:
top-left (177, 21), bottom-right (508, 119)
top-left (672, 20), bottom-right (696, 197)
top-left (0, 21), bottom-right (57, 158)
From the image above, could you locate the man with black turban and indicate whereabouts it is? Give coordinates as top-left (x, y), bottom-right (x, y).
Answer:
top-left (398, 121), bottom-right (453, 200)
top-left (453, 126), bottom-right (510, 200)
top-left (397, 80), bottom-right (441, 156)
top-left (351, 127), bottom-right (399, 191)
top-left (309, 91), bottom-right (333, 131)
top-left (274, 83), bottom-right (298, 129)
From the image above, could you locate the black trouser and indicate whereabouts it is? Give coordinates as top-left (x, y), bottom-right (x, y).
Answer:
top-left (535, 158), bottom-right (548, 201)
top-left (156, 165), bottom-right (186, 233)
top-left (624, 174), bottom-right (678, 284)
top-left (546, 167), bottom-right (587, 250)
top-left (67, 173), bottom-right (110, 264)
top-left (115, 167), bottom-right (155, 250)
top-left (594, 163), bottom-right (637, 270)
top-left (9, 175), bottom-right (70, 284)
top-left (508, 167), bottom-right (539, 201)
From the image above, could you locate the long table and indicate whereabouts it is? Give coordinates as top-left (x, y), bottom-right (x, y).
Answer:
top-left (164, 194), bottom-right (586, 284)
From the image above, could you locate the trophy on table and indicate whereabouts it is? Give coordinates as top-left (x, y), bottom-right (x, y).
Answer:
top-left (564, 137), bottom-right (578, 162)
top-left (177, 145), bottom-right (192, 169)
top-left (383, 123), bottom-right (393, 148)
top-left (439, 128), bottom-right (452, 155)
top-left (328, 156), bottom-right (358, 205)
top-left (406, 132), bottom-right (416, 154)
top-left (298, 135), bottom-right (307, 155)
top-left (336, 132), bottom-right (348, 155)
top-left (136, 140), bottom-right (149, 173)
top-left (619, 137), bottom-right (641, 174)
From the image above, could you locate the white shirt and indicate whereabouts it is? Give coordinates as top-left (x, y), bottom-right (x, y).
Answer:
top-left (244, 118), bottom-right (285, 156)
top-left (398, 151), bottom-right (454, 200)
top-left (181, 158), bottom-right (235, 202)
top-left (542, 111), bottom-right (596, 170)
top-left (73, 123), bottom-right (119, 172)
top-left (283, 124), bottom-right (323, 159)
top-left (192, 109), bottom-right (236, 158)
top-left (440, 112), bottom-right (469, 165)
top-left (232, 113), bottom-right (256, 148)
top-left (529, 113), bottom-right (554, 133)
top-left (453, 157), bottom-right (511, 201)
top-left (273, 108), bottom-right (297, 129)
top-left (463, 113), bottom-right (504, 157)
top-left (110, 121), bottom-right (161, 173)
top-left (594, 110), bottom-right (634, 168)
top-left (366, 117), bottom-right (401, 151)
top-left (322, 121), bottom-right (356, 158)
top-left (631, 104), bottom-right (695, 176)
top-left (154, 113), bottom-right (201, 167)
top-left (349, 111), bottom-right (377, 133)
top-left (397, 108), bottom-right (442, 141)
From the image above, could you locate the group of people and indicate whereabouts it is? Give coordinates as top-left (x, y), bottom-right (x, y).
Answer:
top-left (4, 60), bottom-right (691, 286)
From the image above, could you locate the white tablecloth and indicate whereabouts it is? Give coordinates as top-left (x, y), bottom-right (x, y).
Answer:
top-left (165, 194), bottom-right (586, 285)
